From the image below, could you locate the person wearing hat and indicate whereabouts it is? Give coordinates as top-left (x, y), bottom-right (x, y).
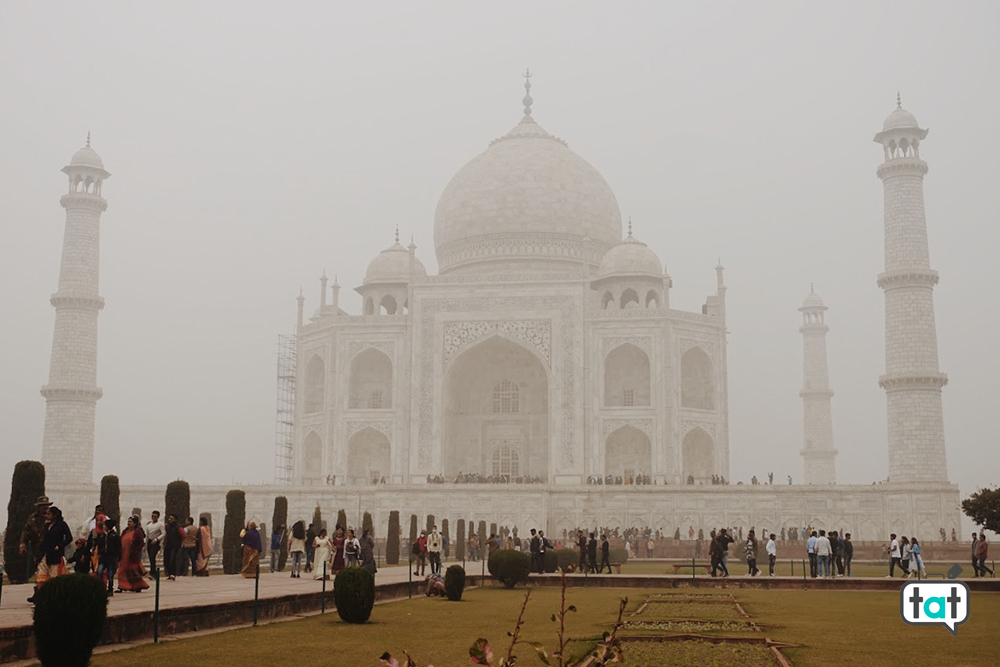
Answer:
top-left (19, 495), bottom-right (51, 603)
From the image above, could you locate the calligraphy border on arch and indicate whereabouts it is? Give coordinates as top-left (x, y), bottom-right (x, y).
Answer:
top-left (680, 420), bottom-right (716, 439)
top-left (443, 320), bottom-right (551, 367)
top-left (601, 336), bottom-right (652, 358)
top-left (679, 338), bottom-right (718, 356)
top-left (601, 418), bottom-right (654, 441)
top-left (419, 295), bottom-right (577, 469)
top-left (347, 341), bottom-right (395, 359)
top-left (345, 420), bottom-right (394, 441)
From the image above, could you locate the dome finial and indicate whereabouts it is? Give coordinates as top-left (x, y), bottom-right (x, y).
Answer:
top-left (627, 216), bottom-right (633, 238)
top-left (395, 224), bottom-right (400, 244)
top-left (811, 282), bottom-right (815, 294)
top-left (896, 92), bottom-right (902, 110)
top-left (522, 68), bottom-right (533, 117)
top-left (86, 131), bottom-right (91, 148)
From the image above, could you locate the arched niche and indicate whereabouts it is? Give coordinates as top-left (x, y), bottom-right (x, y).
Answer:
top-left (645, 289), bottom-right (660, 308)
top-left (380, 294), bottom-right (398, 315)
top-left (443, 335), bottom-right (548, 480)
top-left (604, 425), bottom-right (651, 478)
top-left (681, 427), bottom-right (713, 482)
top-left (681, 347), bottom-right (714, 409)
top-left (301, 431), bottom-right (323, 484)
top-left (363, 297), bottom-right (375, 316)
top-left (601, 291), bottom-right (614, 309)
top-left (304, 355), bottom-right (324, 413)
top-left (620, 288), bottom-right (639, 309)
top-left (347, 427), bottom-right (391, 484)
top-left (604, 343), bottom-right (650, 407)
top-left (349, 348), bottom-right (393, 409)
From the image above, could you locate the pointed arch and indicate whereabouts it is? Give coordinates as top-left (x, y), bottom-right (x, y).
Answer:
top-left (604, 425), bottom-right (652, 477)
top-left (304, 355), bottom-right (325, 413)
top-left (301, 431), bottom-right (323, 484)
top-left (380, 294), bottom-right (398, 315)
top-left (681, 427), bottom-right (713, 482)
top-left (349, 348), bottom-right (393, 409)
top-left (601, 291), bottom-right (615, 310)
top-left (645, 289), bottom-right (660, 308)
top-left (363, 297), bottom-right (375, 316)
top-left (620, 288), bottom-right (639, 309)
top-left (347, 427), bottom-right (391, 484)
top-left (604, 343), bottom-right (650, 407)
top-left (681, 347), bottom-right (714, 409)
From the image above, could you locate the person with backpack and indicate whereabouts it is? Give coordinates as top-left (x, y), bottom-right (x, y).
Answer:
top-left (345, 528), bottom-right (361, 568)
top-left (269, 524), bottom-right (286, 573)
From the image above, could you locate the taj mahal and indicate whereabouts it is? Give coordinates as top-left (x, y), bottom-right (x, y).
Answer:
top-left (39, 79), bottom-right (960, 541)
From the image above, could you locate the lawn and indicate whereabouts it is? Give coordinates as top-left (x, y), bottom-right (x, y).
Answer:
top-left (619, 559), bottom-right (962, 579)
top-left (82, 584), bottom-right (999, 667)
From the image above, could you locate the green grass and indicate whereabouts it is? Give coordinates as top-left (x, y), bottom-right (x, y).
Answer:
top-left (81, 585), bottom-right (999, 667)
top-left (620, 640), bottom-right (774, 666)
top-left (619, 559), bottom-right (958, 579)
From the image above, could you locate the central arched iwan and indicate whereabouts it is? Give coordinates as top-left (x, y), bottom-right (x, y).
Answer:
top-left (347, 427), bottom-right (391, 484)
top-left (604, 424), bottom-right (652, 478)
top-left (349, 348), bottom-right (393, 409)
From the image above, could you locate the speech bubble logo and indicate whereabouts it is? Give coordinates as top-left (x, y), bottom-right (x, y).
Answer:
top-left (899, 580), bottom-right (970, 636)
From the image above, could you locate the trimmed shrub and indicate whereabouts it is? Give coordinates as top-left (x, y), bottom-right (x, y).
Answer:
top-left (542, 550), bottom-right (559, 573)
top-left (386, 511), bottom-right (400, 564)
top-left (490, 522), bottom-right (497, 538)
top-left (362, 511), bottom-right (373, 537)
top-left (445, 564), bottom-right (466, 601)
top-left (312, 505), bottom-right (323, 532)
top-left (488, 549), bottom-right (531, 589)
top-left (610, 546), bottom-right (629, 564)
top-left (426, 514), bottom-right (435, 534)
top-left (337, 508), bottom-right (348, 532)
top-left (333, 566), bottom-right (375, 623)
top-left (553, 548), bottom-right (578, 572)
top-left (455, 519), bottom-right (466, 561)
top-left (164, 480), bottom-right (190, 524)
top-left (33, 573), bottom-right (108, 667)
top-left (3, 460), bottom-right (46, 584)
top-left (222, 490), bottom-right (246, 574)
top-left (99, 475), bottom-right (120, 526)
top-left (409, 514), bottom-right (418, 544)
top-left (477, 521), bottom-right (487, 551)
top-left (272, 496), bottom-right (289, 571)
top-left (441, 519), bottom-right (450, 558)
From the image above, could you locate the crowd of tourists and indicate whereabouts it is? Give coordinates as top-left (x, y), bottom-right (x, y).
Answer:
top-left (274, 521), bottom-right (378, 579)
top-left (17, 497), bottom-right (214, 603)
top-left (586, 474), bottom-right (653, 485)
top-left (426, 473), bottom-right (546, 484)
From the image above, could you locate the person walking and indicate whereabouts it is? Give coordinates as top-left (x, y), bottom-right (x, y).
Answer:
top-left (976, 533), bottom-right (994, 577)
top-left (86, 514), bottom-right (108, 585)
top-left (886, 533), bottom-right (901, 577)
top-left (599, 534), bottom-right (612, 574)
top-left (709, 529), bottom-right (721, 576)
top-left (240, 522), bottom-right (262, 578)
top-left (717, 528), bottom-right (733, 577)
top-left (427, 526), bottom-right (442, 575)
top-left (900, 536), bottom-right (912, 576)
top-left (331, 526), bottom-right (347, 575)
top-left (745, 529), bottom-right (760, 577)
top-left (194, 516), bottom-right (212, 576)
top-left (814, 530), bottom-right (832, 578)
top-left (36, 505), bottom-right (73, 593)
top-left (587, 532), bottom-right (598, 574)
top-left (766, 533), bottom-right (777, 577)
top-left (163, 514), bottom-right (184, 581)
top-left (843, 533), bottom-right (853, 577)
top-left (144, 511), bottom-right (165, 578)
top-left (313, 529), bottom-right (331, 579)
top-left (305, 523), bottom-right (317, 573)
top-left (807, 531), bottom-right (818, 578)
top-left (345, 528), bottom-right (361, 569)
top-left (468, 533), bottom-right (480, 562)
top-left (909, 538), bottom-right (926, 579)
top-left (116, 515), bottom-right (150, 592)
top-left (20, 496), bottom-right (52, 603)
top-left (577, 530), bottom-right (587, 573)
top-left (971, 532), bottom-right (981, 577)
top-left (529, 529), bottom-right (541, 573)
top-left (181, 517), bottom-right (198, 576)
top-left (269, 524), bottom-right (286, 573)
top-left (287, 522), bottom-right (306, 578)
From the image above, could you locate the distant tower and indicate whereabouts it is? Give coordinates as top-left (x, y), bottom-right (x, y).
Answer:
top-left (799, 287), bottom-right (837, 484)
top-left (41, 137), bottom-right (109, 486)
top-left (874, 96), bottom-right (949, 483)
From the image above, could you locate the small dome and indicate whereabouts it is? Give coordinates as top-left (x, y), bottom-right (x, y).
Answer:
top-left (597, 235), bottom-right (662, 279)
top-left (70, 146), bottom-right (104, 169)
top-left (363, 242), bottom-right (427, 285)
top-left (802, 290), bottom-right (825, 308)
top-left (883, 107), bottom-right (919, 132)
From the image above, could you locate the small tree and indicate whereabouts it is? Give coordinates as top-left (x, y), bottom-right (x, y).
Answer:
top-left (3, 460), bottom-right (46, 584)
top-left (478, 521), bottom-right (487, 551)
top-left (313, 505), bottom-right (323, 532)
top-left (99, 475), bottom-right (120, 526)
top-left (33, 574), bottom-right (108, 667)
top-left (272, 496), bottom-right (289, 571)
top-left (455, 519), bottom-right (466, 561)
top-left (409, 514), bottom-right (418, 544)
top-left (222, 490), bottom-right (246, 574)
top-left (426, 514), bottom-right (436, 535)
top-left (962, 487), bottom-right (1000, 533)
top-left (445, 564), bottom-right (466, 601)
top-left (442, 518), bottom-right (450, 558)
top-left (164, 480), bottom-right (190, 523)
top-left (337, 508), bottom-right (348, 532)
top-left (362, 511), bottom-right (374, 537)
top-left (490, 522), bottom-right (497, 537)
top-left (386, 511), bottom-right (400, 564)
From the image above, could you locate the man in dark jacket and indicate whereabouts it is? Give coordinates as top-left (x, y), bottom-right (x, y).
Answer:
top-left (21, 496), bottom-right (53, 603)
top-left (529, 528), bottom-right (541, 573)
top-left (30, 505), bottom-right (73, 602)
top-left (599, 534), bottom-right (612, 573)
top-left (577, 530), bottom-right (587, 573)
top-left (587, 532), bottom-right (598, 573)
top-left (709, 529), bottom-right (720, 576)
top-left (163, 514), bottom-right (184, 580)
top-left (717, 528), bottom-right (734, 577)
top-left (843, 533), bottom-right (854, 577)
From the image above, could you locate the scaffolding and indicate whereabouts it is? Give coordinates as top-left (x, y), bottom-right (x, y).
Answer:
top-left (274, 333), bottom-right (297, 483)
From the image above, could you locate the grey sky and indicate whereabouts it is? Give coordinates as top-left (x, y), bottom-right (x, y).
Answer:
top-left (1, 2), bottom-right (997, 522)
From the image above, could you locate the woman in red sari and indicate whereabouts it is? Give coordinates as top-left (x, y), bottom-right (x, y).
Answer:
top-left (116, 515), bottom-right (149, 592)
top-left (331, 526), bottom-right (346, 575)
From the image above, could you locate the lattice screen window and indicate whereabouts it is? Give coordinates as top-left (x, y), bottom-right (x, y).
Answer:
top-left (370, 389), bottom-right (383, 409)
top-left (623, 389), bottom-right (635, 407)
top-left (491, 445), bottom-right (520, 477)
top-left (492, 379), bottom-right (520, 414)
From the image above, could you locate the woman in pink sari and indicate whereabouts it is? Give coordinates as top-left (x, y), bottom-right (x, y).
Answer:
top-left (116, 515), bottom-right (149, 592)
top-left (195, 516), bottom-right (212, 576)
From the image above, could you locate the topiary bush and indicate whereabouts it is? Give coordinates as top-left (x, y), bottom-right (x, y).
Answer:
top-left (333, 566), bottom-right (375, 623)
top-left (445, 564), bottom-right (466, 601)
top-left (553, 548), bottom-right (578, 572)
top-left (487, 549), bottom-right (531, 589)
top-left (441, 519), bottom-right (450, 558)
top-left (272, 496), bottom-right (288, 571)
top-left (409, 514), bottom-right (418, 544)
top-left (164, 480), bottom-right (190, 524)
top-left (362, 511), bottom-right (373, 537)
top-left (222, 490), bottom-right (246, 574)
top-left (610, 546), bottom-right (629, 564)
top-left (99, 475), bottom-right (120, 526)
top-left (3, 460), bottom-right (45, 584)
top-left (477, 521), bottom-right (487, 552)
top-left (337, 508), bottom-right (347, 532)
top-left (455, 519), bottom-right (466, 561)
top-left (542, 550), bottom-right (559, 573)
top-left (386, 511), bottom-right (400, 564)
top-left (426, 514), bottom-right (435, 535)
top-left (313, 505), bottom-right (323, 532)
top-left (33, 573), bottom-right (108, 667)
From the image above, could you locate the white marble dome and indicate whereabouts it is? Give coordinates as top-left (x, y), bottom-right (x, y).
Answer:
top-left (883, 107), bottom-right (919, 131)
top-left (434, 115), bottom-right (622, 274)
top-left (802, 290), bottom-right (825, 308)
top-left (597, 234), bottom-right (662, 279)
top-left (364, 241), bottom-right (427, 284)
top-left (70, 146), bottom-right (105, 169)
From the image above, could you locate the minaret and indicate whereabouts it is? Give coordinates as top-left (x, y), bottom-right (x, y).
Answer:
top-left (799, 287), bottom-right (837, 484)
top-left (874, 96), bottom-right (949, 483)
top-left (41, 136), bottom-right (109, 486)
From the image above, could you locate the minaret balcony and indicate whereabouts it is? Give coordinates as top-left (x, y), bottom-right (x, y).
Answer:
top-left (876, 158), bottom-right (928, 179)
top-left (40, 385), bottom-right (103, 401)
top-left (878, 373), bottom-right (948, 392)
top-left (876, 269), bottom-right (939, 291)
top-left (59, 193), bottom-right (108, 212)
top-left (50, 293), bottom-right (105, 310)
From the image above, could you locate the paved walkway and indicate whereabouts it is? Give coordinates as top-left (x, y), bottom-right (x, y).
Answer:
top-left (0, 562), bottom-right (441, 630)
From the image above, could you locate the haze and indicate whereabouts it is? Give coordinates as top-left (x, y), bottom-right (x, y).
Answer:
top-left (1, 2), bottom-right (998, 525)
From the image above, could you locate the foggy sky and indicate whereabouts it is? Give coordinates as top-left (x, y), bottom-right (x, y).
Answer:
top-left (2, 2), bottom-right (998, 526)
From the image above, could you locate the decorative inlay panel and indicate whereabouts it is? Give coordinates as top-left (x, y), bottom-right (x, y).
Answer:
top-left (345, 420), bottom-right (394, 440)
top-left (680, 420), bottom-right (716, 439)
top-left (601, 336), bottom-right (652, 358)
top-left (443, 320), bottom-right (551, 366)
top-left (601, 418), bottom-right (654, 441)
top-left (347, 341), bottom-right (395, 359)
top-left (679, 338), bottom-right (718, 356)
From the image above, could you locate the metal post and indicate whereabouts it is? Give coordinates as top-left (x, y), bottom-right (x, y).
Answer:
top-left (253, 564), bottom-right (260, 626)
top-left (407, 558), bottom-right (412, 599)
top-left (802, 559), bottom-right (806, 584)
top-left (321, 561), bottom-right (327, 613)
top-left (153, 570), bottom-right (161, 643)
top-left (25, 544), bottom-right (32, 583)
top-left (790, 559), bottom-right (794, 577)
